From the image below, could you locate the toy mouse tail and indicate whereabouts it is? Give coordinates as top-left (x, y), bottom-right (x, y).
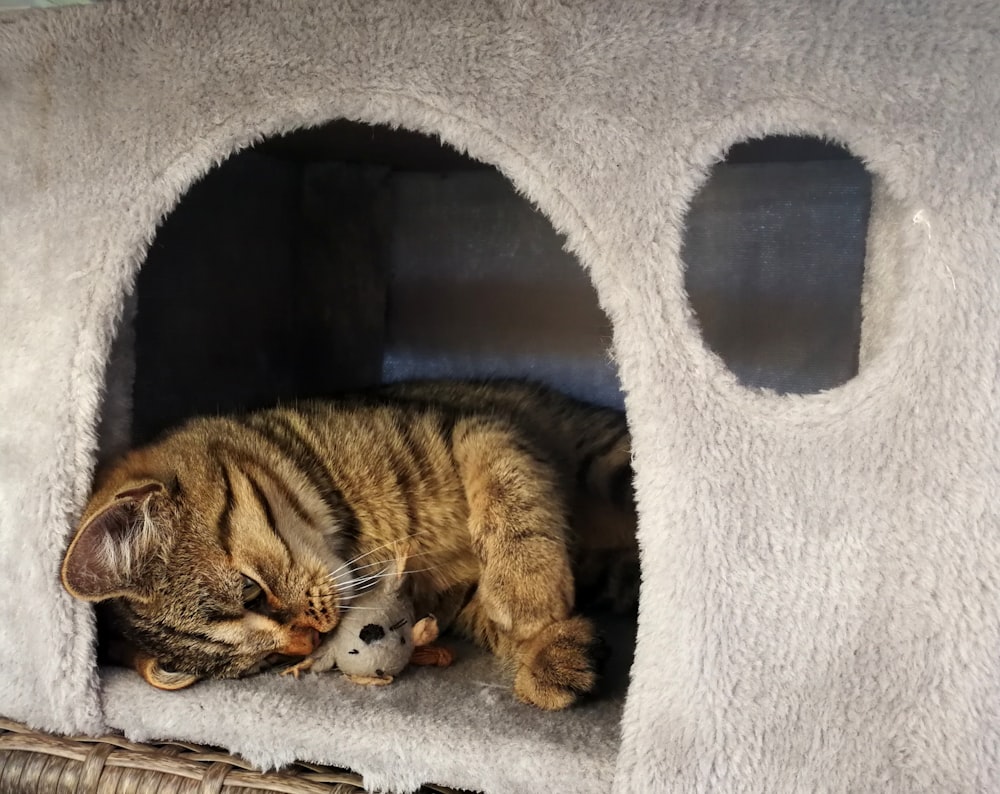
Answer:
top-left (411, 644), bottom-right (455, 668)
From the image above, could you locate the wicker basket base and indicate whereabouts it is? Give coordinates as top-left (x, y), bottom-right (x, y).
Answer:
top-left (0, 718), bottom-right (466, 794)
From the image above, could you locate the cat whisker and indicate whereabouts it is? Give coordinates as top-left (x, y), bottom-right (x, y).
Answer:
top-left (343, 568), bottom-right (401, 586)
top-left (392, 565), bottom-right (443, 576)
top-left (312, 560), bottom-right (446, 610)
top-left (340, 564), bottom-right (444, 590)
top-left (337, 587), bottom-right (382, 600)
top-left (352, 562), bottom-right (444, 584)
top-left (342, 572), bottom-right (403, 590)
top-left (327, 532), bottom-right (430, 577)
top-left (312, 586), bottom-right (378, 601)
top-left (327, 573), bottom-right (388, 596)
top-left (331, 548), bottom-right (439, 581)
top-left (313, 578), bottom-right (391, 599)
top-left (365, 560), bottom-right (443, 578)
top-left (322, 548), bottom-right (442, 608)
top-left (325, 562), bottom-right (392, 585)
top-left (338, 574), bottom-right (382, 590)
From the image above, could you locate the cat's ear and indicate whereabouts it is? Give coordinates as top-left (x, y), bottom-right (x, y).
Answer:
top-left (61, 479), bottom-right (168, 602)
top-left (132, 651), bottom-right (200, 691)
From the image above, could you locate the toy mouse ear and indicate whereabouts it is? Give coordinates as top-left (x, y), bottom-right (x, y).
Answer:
top-left (366, 540), bottom-right (412, 598)
top-left (392, 541), bottom-right (410, 578)
top-left (376, 541), bottom-right (409, 594)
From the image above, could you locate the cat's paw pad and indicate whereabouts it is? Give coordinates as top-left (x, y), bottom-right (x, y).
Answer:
top-left (514, 615), bottom-right (599, 710)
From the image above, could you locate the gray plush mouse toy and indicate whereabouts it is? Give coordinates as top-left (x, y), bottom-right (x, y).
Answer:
top-left (283, 548), bottom-right (453, 685)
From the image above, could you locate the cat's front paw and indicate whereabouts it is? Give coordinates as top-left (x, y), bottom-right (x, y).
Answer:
top-left (280, 657), bottom-right (315, 679)
top-left (514, 615), bottom-right (599, 710)
top-left (279, 634), bottom-right (340, 678)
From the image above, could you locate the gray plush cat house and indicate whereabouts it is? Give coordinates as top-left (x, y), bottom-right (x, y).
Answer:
top-left (1, 2), bottom-right (998, 793)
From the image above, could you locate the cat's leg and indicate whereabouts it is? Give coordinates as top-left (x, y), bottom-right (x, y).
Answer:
top-left (451, 417), bottom-right (599, 709)
top-left (452, 588), bottom-right (599, 710)
top-left (566, 409), bottom-right (640, 614)
top-left (571, 492), bottom-right (641, 613)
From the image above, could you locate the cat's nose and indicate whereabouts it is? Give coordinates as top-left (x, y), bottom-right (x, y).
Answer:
top-left (279, 624), bottom-right (320, 656)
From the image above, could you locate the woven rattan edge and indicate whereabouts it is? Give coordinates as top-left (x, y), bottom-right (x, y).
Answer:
top-left (0, 718), bottom-right (465, 793)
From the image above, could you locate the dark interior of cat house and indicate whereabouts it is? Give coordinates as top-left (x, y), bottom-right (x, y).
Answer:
top-left (102, 118), bottom-right (871, 741)
top-left (125, 122), bottom-right (870, 447)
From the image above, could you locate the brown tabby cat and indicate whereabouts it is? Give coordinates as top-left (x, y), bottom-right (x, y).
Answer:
top-left (61, 379), bottom-right (636, 710)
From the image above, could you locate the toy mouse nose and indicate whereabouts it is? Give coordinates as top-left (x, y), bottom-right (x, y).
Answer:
top-left (375, 669), bottom-right (385, 677)
top-left (360, 624), bottom-right (385, 644)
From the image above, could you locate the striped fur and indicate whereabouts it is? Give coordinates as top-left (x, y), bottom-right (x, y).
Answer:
top-left (62, 380), bottom-right (636, 709)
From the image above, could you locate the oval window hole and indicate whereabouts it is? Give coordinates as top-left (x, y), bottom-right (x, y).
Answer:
top-left (682, 135), bottom-right (872, 394)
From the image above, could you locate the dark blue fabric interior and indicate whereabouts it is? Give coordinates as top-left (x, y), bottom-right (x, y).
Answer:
top-left (131, 130), bottom-right (871, 439)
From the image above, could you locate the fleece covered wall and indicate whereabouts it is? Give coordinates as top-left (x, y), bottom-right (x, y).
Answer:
top-left (1, 2), bottom-right (998, 793)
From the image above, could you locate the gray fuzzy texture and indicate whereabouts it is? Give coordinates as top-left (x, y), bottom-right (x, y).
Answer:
top-left (1, 1), bottom-right (999, 792)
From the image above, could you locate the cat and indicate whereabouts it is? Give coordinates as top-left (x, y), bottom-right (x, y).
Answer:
top-left (61, 379), bottom-right (637, 710)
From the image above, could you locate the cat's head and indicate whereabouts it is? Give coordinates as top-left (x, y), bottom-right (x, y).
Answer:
top-left (61, 418), bottom-right (355, 690)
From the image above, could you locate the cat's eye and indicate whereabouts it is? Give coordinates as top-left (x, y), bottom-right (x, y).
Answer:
top-left (241, 575), bottom-right (265, 611)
